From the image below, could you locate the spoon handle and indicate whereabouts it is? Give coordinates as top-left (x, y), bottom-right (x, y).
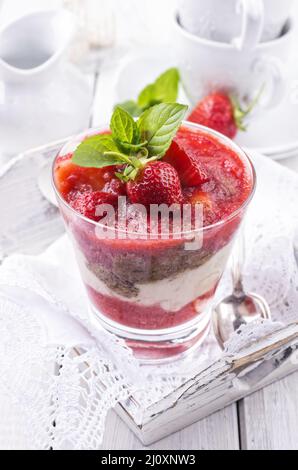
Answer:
top-left (232, 229), bottom-right (246, 296)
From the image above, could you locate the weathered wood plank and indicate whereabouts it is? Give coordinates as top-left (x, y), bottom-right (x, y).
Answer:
top-left (238, 154), bottom-right (298, 451)
top-left (101, 407), bottom-right (239, 450)
top-left (239, 371), bottom-right (298, 450)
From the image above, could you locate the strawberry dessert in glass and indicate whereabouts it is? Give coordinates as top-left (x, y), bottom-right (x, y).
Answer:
top-left (53, 104), bottom-right (255, 361)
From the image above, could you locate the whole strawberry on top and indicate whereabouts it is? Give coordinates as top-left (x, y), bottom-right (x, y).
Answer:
top-left (188, 92), bottom-right (258, 139)
top-left (127, 161), bottom-right (183, 206)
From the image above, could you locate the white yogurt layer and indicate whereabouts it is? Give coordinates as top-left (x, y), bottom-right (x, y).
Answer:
top-left (76, 242), bottom-right (233, 312)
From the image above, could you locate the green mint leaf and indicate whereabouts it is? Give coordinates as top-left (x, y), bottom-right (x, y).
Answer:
top-left (137, 84), bottom-right (156, 109)
top-left (110, 107), bottom-right (137, 144)
top-left (116, 140), bottom-right (148, 154)
top-left (137, 68), bottom-right (180, 110)
top-left (102, 151), bottom-right (131, 164)
top-left (116, 68), bottom-right (181, 117)
top-left (85, 134), bottom-right (118, 152)
top-left (117, 100), bottom-right (143, 117)
top-left (72, 134), bottom-right (121, 168)
top-left (137, 103), bottom-right (188, 158)
top-left (154, 68), bottom-right (180, 103)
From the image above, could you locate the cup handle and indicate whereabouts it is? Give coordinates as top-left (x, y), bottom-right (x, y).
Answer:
top-left (252, 55), bottom-right (287, 109)
top-left (233, 0), bottom-right (264, 51)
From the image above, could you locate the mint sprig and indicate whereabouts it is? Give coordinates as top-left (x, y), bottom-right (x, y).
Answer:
top-left (117, 68), bottom-right (180, 117)
top-left (72, 103), bottom-right (188, 181)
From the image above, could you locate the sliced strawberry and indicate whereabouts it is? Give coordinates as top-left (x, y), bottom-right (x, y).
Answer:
top-left (103, 178), bottom-right (127, 197)
top-left (127, 162), bottom-right (183, 206)
top-left (187, 189), bottom-right (213, 209)
top-left (164, 139), bottom-right (209, 187)
top-left (184, 188), bottom-right (219, 226)
top-left (54, 153), bottom-right (114, 200)
top-left (70, 191), bottom-right (118, 222)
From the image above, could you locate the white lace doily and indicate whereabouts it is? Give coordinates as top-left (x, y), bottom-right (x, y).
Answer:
top-left (0, 151), bottom-right (297, 449)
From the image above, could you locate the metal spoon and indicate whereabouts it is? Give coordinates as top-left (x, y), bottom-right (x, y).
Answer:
top-left (212, 232), bottom-right (271, 350)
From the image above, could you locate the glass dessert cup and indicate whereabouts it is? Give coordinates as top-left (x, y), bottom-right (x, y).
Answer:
top-left (53, 122), bottom-right (256, 363)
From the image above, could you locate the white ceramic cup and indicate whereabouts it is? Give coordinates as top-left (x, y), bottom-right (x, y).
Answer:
top-left (178, 0), bottom-right (294, 50)
top-left (173, 13), bottom-right (293, 111)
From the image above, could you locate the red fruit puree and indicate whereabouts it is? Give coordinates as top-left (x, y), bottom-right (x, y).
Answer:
top-left (54, 126), bottom-right (253, 331)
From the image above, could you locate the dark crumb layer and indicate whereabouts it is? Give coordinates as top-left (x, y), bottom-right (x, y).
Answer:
top-left (87, 248), bottom-right (214, 298)
top-left (88, 262), bottom-right (139, 298)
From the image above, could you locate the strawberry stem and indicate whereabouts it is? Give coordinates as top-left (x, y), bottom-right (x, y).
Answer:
top-left (231, 84), bottom-right (265, 132)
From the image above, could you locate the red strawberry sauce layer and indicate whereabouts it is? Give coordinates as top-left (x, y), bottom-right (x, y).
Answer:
top-left (54, 126), bottom-right (253, 331)
top-left (87, 285), bottom-right (217, 330)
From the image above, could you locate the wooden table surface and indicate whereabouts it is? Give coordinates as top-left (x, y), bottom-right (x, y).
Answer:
top-left (1, 0), bottom-right (298, 451)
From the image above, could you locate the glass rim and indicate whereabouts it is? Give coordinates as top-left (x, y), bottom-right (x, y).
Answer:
top-left (52, 120), bottom-right (257, 236)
